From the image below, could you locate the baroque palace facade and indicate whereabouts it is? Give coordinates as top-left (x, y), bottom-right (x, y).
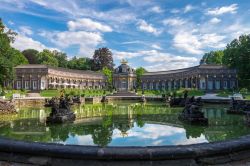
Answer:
top-left (11, 65), bottom-right (107, 90)
top-left (141, 64), bottom-right (238, 91)
top-left (9, 63), bottom-right (237, 92)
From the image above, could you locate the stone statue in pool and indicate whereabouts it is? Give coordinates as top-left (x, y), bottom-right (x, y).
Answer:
top-left (46, 93), bottom-right (76, 124)
top-left (178, 96), bottom-right (208, 125)
top-left (227, 97), bottom-right (250, 115)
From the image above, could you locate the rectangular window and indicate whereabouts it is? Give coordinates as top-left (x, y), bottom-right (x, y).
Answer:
top-left (230, 81), bottom-right (235, 88)
top-left (168, 82), bottom-right (171, 90)
top-left (25, 81), bottom-right (29, 90)
top-left (17, 81), bottom-right (21, 89)
top-left (215, 80), bottom-right (220, 90)
top-left (150, 83), bottom-right (153, 90)
top-left (208, 80), bottom-right (213, 90)
top-left (155, 83), bottom-right (159, 90)
top-left (223, 81), bottom-right (228, 89)
top-left (143, 83), bottom-right (147, 89)
top-left (41, 82), bottom-right (45, 89)
top-left (162, 83), bottom-right (165, 90)
top-left (185, 80), bottom-right (189, 88)
top-left (33, 81), bottom-right (37, 89)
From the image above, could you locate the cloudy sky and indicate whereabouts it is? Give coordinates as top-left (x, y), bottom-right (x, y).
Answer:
top-left (1, 0), bottom-right (250, 71)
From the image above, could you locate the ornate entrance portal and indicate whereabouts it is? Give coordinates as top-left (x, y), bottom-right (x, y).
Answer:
top-left (113, 60), bottom-right (136, 92)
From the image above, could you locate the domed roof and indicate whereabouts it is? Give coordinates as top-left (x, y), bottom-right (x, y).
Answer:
top-left (114, 59), bottom-right (135, 74)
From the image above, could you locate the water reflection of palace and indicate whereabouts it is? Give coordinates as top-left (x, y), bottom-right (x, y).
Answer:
top-left (0, 103), bottom-right (249, 146)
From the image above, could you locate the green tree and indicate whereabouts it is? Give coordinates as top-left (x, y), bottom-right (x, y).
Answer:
top-left (200, 50), bottom-right (224, 64)
top-left (37, 49), bottom-right (58, 67)
top-left (135, 67), bottom-right (146, 89)
top-left (91, 47), bottom-right (114, 71)
top-left (223, 35), bottom-right (250, 88)
top-left (22, 49), bottom-right (39, 64)
top-left (53, 50), bottom-right (68, 68)
top-left (68, 56), bottom-right (92, 70)
top-left (0, 18), bottom-right (28, 86)
top-left (102, 67), bottom-right (113, 89)
top-left (11, 48), bottom-right (28, 66)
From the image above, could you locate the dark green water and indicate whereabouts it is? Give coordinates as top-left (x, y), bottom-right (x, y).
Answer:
top-left (0, 101), bottom-right (249, 147)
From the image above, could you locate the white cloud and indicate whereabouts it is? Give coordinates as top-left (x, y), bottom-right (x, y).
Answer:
top-left (8, 20), bottom-right (14, 25)
top-left (141, 50), bottom-right (198, 71)
top-left (67, 18), bottom-right (112, 32)
top-left (150, 6), bottom-right (163, 13)
top-left (137, 19), bottom-right (161, 36)
top-left (201, 33), bottom-right (226, 48)
top-left (12, 33), bottom-right (56, 51)
top-left (173, 31), bottom-right (203, 55)
top-left (184, 4), bottom-right (195, 13)
top-left (143, 50), bottom-right (197, 63)
top-left (151, 44), bottom-right (162, 50)
top-left (113, 50), bottom-right (142, 60)
top-left (0, 0), bottom-right (137, 25)
top-left (206, 4), bottom-right (238, 15)
top-left (113, 49), bottom-right (198, 71)
top-left (170, 9), bottom-right (180, 14)
top-left (209, 17), bottom-right (221, 24)
top-left (40, 30), bottom-right (103, 56)
top-left (19, 26), bottom-right (33, 35)
top-left (173, 31), bottom-right (226, 55)
top-left (145, 62), bottom-right (195, 71)
top-left (121, 40), bottom-right (144, 45)
top-left (163, 18), bottom-right (186, 26)
top-left (225, 22), bottom-right (250, 39)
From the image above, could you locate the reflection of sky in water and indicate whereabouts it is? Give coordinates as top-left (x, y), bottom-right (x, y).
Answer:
top-left (109, 123), bottom-right (208, 146)
top-left (62, 123), bottom-right (208, 146)
top-left (1, 103), bottom-right (249, 146)
top-left (65, 135), bottom-right (95, 146)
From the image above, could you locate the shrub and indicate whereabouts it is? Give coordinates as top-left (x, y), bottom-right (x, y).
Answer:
top-left (240, 88), bottom-right (248, 94)
top-left (0, 90), bottom-right (5, 96)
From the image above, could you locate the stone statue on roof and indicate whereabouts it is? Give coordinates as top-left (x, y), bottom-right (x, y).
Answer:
top-left (120, 59), bottom-right (128, 65)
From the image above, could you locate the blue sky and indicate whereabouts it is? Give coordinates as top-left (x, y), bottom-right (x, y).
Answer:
top-left (1, 0), bottom-right (250, 71)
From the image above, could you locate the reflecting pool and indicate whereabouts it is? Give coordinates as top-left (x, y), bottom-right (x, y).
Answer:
top-left (0, 101), bottom-right (249, 147)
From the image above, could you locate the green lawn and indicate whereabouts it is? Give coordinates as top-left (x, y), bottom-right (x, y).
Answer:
top-left (40, 90), bottom-right (60, 97)
top-left (216, 91), bottom-right (233, 97)
top-left (3, 90), bottom-right (27, 99)
top-left (40, 89), bottom-right (111, 98)
top-left (176, 88), bottom-right (205, 97)
top-left (137, 88), bottom-right (205, 97)
top-left (216, 90), bottom-right (250, 99)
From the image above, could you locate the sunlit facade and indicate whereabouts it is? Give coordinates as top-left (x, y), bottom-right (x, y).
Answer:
top-left (141, 64), bottom-right (238, 91)
top-left (11, 65), bottom-right (107, 90)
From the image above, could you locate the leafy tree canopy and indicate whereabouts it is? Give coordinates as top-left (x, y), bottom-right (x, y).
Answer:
top-left (200, 50), bottom-right (224, 65)
top-left (92, 47), bottom-right (114, 71)
top-left (68, 56), bottom-right (92, 70)
top-left (37, 49), bottom-right (58, 67)
top-left (223, 34), bottom-right (250, 88)
top-left (0, 18), bottom-right (28, 85)
top-left (102, 67), bottom-right (113, 89)
top-left (22, 49), bottom-right (39, 64)
top-left (53, 50), bottom-right (68, 68)
top-left (135, 67), bottom-right (147, 89)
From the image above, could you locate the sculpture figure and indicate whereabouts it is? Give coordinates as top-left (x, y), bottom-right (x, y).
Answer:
top-left (179, 96), bottom-right (208, 125)
top-left (46, 94), bottom-right (76, 123)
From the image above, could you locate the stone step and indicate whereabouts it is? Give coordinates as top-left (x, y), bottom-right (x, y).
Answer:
top-left (26, 93), bottom-right (41, 97)
top-left (107, 92), bottom-right (138, 96)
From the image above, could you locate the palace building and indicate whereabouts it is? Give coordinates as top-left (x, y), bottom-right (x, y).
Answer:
top-left (11, 65), bottom-right (107, 90)
top-left (113, 60), bottom-right (136, 92)
top-left (141, 64), bottom-right (238, 91)
top-left (8, 62), bottom-right (237, 92)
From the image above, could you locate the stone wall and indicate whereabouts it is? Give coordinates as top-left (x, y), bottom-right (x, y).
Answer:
top-left (1, 135), bottom-right (250, 165)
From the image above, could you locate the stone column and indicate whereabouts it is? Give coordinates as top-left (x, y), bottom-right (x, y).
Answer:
top-left (205, 76), bottom-right (208, 90)
top-left (196, 77), bottom-right (200, 89)
top-left (21, 76), bottom-right (24, 89)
